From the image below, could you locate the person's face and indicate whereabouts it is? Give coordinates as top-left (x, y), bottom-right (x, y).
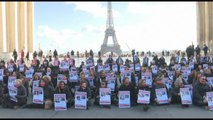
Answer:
top-left (59, 82), bottom-right (65, 89)
top-left (124, 78), bottom-right (130, 86)
top-left (15, 81), bottom-right (21, 87)
top-left (80, 73), bottom-right (85, 79)
top-left (178, 81), bottom-right (184, 87)
top-left (141, 80), bottom-right (146, 87)
top-left (40, 81), bottom-right (46, 87)
top-left (199, 77), bottom-right (207, 85)
top-left (81, 83), bottom-right (87, 89)
top-left (101, 72), bottom-right (106, 78)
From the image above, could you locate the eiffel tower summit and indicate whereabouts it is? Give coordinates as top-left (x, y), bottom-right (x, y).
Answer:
top-left (100, 2), bottom-right (122, 55)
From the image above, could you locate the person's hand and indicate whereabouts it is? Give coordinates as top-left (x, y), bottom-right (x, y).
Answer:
top-left (178, 93), bottom-right (180, 96)
top-left (168, 98), bottom-right (171, 103)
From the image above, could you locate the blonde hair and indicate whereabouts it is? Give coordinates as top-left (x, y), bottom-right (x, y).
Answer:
top-left (15, 79), bottom-right (22, 85)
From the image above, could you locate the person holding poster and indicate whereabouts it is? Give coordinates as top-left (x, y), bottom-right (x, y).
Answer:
top-left (137, 79), bottom-right (152, 111)
top-left (55, 81), bottom-right (73, 108)
top-left (77, 81), bottom-right (92, 109)
top-left (193, 76), bottom-right (211, 108)
top-left (152, 75), bottom-right (171, 105)
top-left (116, 77), bottom-right (136, 106)
top-left (2, 79), bottom-right (27, 109)
top-left (24, 77), bottom-right (54, 109)
top-left (94, 81), bottom-right (111, 108)
top-left (171, 77), bottom-right (189, 108)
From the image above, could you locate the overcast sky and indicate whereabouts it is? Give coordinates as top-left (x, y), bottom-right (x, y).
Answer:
top-left (34, 2), bottom-right (197, 54)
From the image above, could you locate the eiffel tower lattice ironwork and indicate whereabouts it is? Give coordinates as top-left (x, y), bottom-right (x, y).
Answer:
top-left (100, 2), bottom-right (122, 55)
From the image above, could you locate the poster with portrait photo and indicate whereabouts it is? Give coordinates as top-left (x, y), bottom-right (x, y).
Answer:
top-left (155, 88), bottom-right (168, 104)
top-left (112, 64), bottom-right (118, 72)
top-left (99, 88), bottom-right (111, 105)
top-left (119, 65), bottom-right (125, 73)
top-left (174, 64), bottom-right (181, 71)
top-left (19, 64), bottom-right (25, 72)
top-left (86, 59), bottom-right (94, 68)
top-left (142, 72), bottom-right (152, 88)
top-left (60, 60), bottom-right (69, 71)
top-left (33, 87), bottom-right (44, 104)
top-left (151, 65), bottom-right (158, 74)
top-left (57, 74), bottom-right (67, 85)
top-left (103, 64), bottom-right (110, 71)
top-left (207, 92), bottom-right (213, 111)
top-left (184, 84), bottom-right (193, 97)
top-left (35, 72), bottom-right (43, 79)
top-left (162, 77), bottom-right (172, 90)
top-left (8, 76), bottom-right (16, 88)
top-left (25, 70), bottom-right (33, 79)
top-left (7, 64), bottom-right (14, 72)
top-left (86, 76), bottom-right (94, 87)
top-left (54, 94), bottom-right (67, 111)
top-left (119, 91), bottom-right (130, 108)
top-left (207, 77), bottom-right (213, 87)
top-left (189, 61), bottom-right (194, 70)
top-left (0, 69), bottom-right (4, 81)
top-left (129, 64), bottom-right (134, 72)
top-left (32, 80), bottom-right (40, 90)
top-left (98, 65), bottom-right (104, 72)
top-left (75, 92), bottom-right (87, 109)
top-left (180, 88), bottom-right (192, 104)
top-left (168, 71), bottom-right (175, 80)
top-left (135, 63), bottom-right (141, 72)
top-left (69, 71), bottom-right (79, 82)
top-left (203, 64), bottom-right (209, 70)
top-left (8, 86), bottom-right (17, 102)
top-left (137, 90), bottom-right (150, 104)
top-left (107, 77), bottom-right (116, 91)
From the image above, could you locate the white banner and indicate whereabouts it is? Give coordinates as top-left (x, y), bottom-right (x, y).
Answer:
top-left (8, 76), bottom-right (16, 88)
top-left (57, 74), bottom-right (67, 85)
top-left (8, 86), bottom-right (17, 102)
top-left (69, 71), bottom-right (78, 82)
top-left (207, 92), bottom-right (213, 110)
top-left (107, 77), bottom-right (116, 91)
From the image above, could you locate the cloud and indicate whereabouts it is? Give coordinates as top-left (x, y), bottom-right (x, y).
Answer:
top-left (65, 2), bottom-right (120, 18)
top-left (81, 24), bottom-right (105, 33)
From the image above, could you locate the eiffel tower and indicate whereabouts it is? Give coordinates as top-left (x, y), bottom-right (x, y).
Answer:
top-left (100, 2), bottom-right (122, 55)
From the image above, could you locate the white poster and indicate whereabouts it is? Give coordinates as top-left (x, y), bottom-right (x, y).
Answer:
top-left (137, 90), bottom-right (150, 104)
top-left (207, 77), bottom-right (213, 87)
top-left (99, 88), bottom-right (111, 105)
top-left (7, 64), bottom-right (14, 72)
top-left (8, 76), bottom-right (16, 88)
top-left (175, 64), bottom-right (181, 71)
top-left (75, 92), bottom-right (87, 109)
top-left (98, 65), bottom-right (104, 72)
top-left (35, 72), bottom-right (43, 79)
top-left (135, 63), bottom-right (141, 72)
top-left (54, 94), bottom-right (67, 111)
top-left (184, 84), bottom-right (193, 97)
top-left (129, 64), bottom-right (134, 72)
top-left (203, 64), bottom-right (209, 70)
top-left (107, 77), bottom-right (116, 91)
top-left (141, 72), bottom-right (152, 88)
top-left (189, 62), bottom-right (194, 70)
top-left (25, 70), bottom-right (33, 79)
top-left (162, 77), bottom-right (172, 90)
top-left (69, 71), bottom-right (79, 82)
top-left (19, 64), bottom-right (25, 72)
top-left (103, 64), bottom-right (110, 71)
top-left (180, 88), bottom-right (192, 104)
top-left (119, 65), bottom-right (125, 73)
top-left (86, 59), bottom-right (94, 68)
top-left (112, 65), bottom-right (118, 72)
top-left (32, 80), bottom-right (40, 90)
top-left (57, 74), bottom-right (67, 85)
top-left (86, 76), bottom-right (94, 87)
top-left (168, 71), bottom-right (175, 80)
top-left (8, 86), bottom-right (17, 102)
top-left (33, 87), bottom-right (44, 104)
top-left (60, 60), bottom-right (69, 70)
top-left (119, 91), bottom-right (130, 108)
top-left (207, 92), bottom-right (213, 110)
top-left (151, 65), bottom-right (158, 74)
top-left (155, 88), bottom-right (168, 104)
top-left (0, 69), bottom-right (4, 81)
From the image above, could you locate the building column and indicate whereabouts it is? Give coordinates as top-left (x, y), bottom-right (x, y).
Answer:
top-left (0, 2), bottom-right (3, 52)
top-left (17, 2), bottom-right (25, 53)
top-left (208, 2), bottom-right (213, 51)
top-left (27, 2), bottom-right (33, 53)
top-left (197, 2), bottom-right (205, 48)
top-left (5, 2), bottom-right (16, 52)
